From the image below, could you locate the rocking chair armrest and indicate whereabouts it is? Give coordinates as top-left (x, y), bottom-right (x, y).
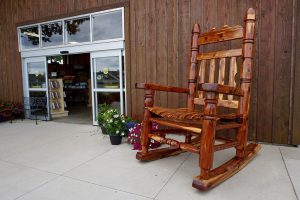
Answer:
top-left (135, 83), bottom-right (190, 94)
top-left (198, 83), bottom-right (244, 97)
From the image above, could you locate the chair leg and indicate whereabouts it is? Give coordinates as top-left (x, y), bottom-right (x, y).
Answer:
top-left (137, 89), bottom-right (154, 159)
top-left (185, 132), bottom-right (192, 144)
top-left (236, 121), bottom-right (248, 158)
top-left (192, 108), bottom-right (261, 190)
top-left (199, 118), bottom-right (216, 180)
top-left (141, 118), bottom-right (150, 155)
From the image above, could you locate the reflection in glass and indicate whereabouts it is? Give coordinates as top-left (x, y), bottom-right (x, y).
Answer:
top-left (47, 56), bottom-right (64, 64)
top-left (29, 91), bottom-right (47, 97)
top-left (20, 26), bottom-right (39, 49)
top-left (41, 22), bottom-right (63, 47)
top-left (92, 10), bottom-right (123, 41)
top-left (65, 17), bottom-right (90, 44)
top-left (27, 91), bottom-right (48, 119)
top-left (94, 57), bottom-right (120, 88)
top-left (96, 92), bottom-right (121, 113)
top-left (28, 62), bottom-right (46, 88)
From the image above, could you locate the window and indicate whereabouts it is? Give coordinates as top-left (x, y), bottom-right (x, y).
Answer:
top-left (18, 8), bottom-right (124, 51)
top-left (65, 17), bottom-right (90, 44)
top-left (41, 21), bottom-right (63, 47)
top-left (94, 56), bottom-right (120, 89)
top-left (27, 62), bottom-right (46, 88)
top-left (20, 26), bottom-right (39, 49)
top-left (92, 10), bottom-right (123, 41)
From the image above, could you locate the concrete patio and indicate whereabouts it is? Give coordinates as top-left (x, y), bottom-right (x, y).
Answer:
top-left (0, 120), bottom-right (299, 200)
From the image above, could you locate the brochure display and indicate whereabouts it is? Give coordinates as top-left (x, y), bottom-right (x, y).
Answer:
top-left (49, 79), bottom-right (69, 118)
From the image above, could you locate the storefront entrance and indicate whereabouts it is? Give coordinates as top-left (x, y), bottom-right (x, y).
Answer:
top-left (19, 8), bottom-right (125, 125)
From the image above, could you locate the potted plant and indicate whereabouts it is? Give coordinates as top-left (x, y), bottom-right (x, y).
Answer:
top-left (127, 122), bottom-right (161, 150)
top-left (102, 107), bottom-right (127, 145)
top-left (97, 103), bottom-right (111, 134)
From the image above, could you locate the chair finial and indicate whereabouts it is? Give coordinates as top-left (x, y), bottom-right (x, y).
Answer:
top-left (245, 8), bottom-right (255, 21)
top-left (192, 24), bottom-right (200, 34)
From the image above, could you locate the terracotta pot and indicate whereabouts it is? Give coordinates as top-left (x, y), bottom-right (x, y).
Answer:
top-left (109, 135), bottom-right (122, 145)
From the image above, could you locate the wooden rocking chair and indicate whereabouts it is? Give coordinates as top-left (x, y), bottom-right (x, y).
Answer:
top-left (135, 8), bottom-right (260, 191)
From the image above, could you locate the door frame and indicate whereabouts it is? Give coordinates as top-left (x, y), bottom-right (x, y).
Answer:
top-left (23, 56), bottom-right (50, 120)
top-left (21, 45), bottom-right (125, 124)
top-left (90, 49), bottom-right (125, 125)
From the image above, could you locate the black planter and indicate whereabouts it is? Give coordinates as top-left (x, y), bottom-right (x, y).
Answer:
top-left (100, 126), bottom-right (107, 135)
top-left (109, 135), bottom-right (122, 145)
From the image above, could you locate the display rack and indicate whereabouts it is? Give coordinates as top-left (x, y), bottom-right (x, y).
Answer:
top-left (49, 79), bottom-right (69, 118)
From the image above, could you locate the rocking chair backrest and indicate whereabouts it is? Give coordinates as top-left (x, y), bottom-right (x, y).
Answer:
top-left (187, 8), bottom-right (255, 116)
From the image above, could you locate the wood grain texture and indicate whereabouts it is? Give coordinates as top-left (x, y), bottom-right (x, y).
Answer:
top-left (197, 49), bottom-right (242, 60)
top-left (166, 0), bottom-right (179, 108)
top-left (272, 0), bottom-right (293, 144)
top-left (246, 0), bottom-right (259, 142)
top-left (198, 25), bottom-right (243, 45)
top-left (124, 5), bottom-right (131, 116)
top-left (228, 57), bottom-right (237, 100)
top-left (135, 0), bottom-right (147, 117)
top-left (208, 59), bottom-right (215, 83)
top-left (256, 0), bottom-right (275, 143)
top-left (292, 0), bottom-right (300, 144)
top-left (156, 0), bottom-right (168, 108)
top-left (129, 0), bottom-right (137, 116)
top-left (178, 0), bottom-right (191, 107)
top-left (218, 58), bottom-right (226, 99)
top-left (194, 98), bottom-right (239, 109)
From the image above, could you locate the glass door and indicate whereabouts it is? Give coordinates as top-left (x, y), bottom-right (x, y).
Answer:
top-left (24, 56), bottom-right (50, 120)
top-left (91, 50), bottom-right (125, 125)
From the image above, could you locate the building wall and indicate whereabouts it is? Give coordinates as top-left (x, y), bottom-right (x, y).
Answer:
top-left (0, 0), bottom-right (299, 145)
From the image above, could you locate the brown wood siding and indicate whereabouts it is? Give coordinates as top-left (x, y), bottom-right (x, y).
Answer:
top-left (0, 0), bottom-right (299, 145)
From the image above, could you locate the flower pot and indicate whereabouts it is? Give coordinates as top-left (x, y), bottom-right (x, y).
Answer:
top-left (109, 135), bottom-right (122, 145)
top-left (100, 126), bottom-right (107, 135)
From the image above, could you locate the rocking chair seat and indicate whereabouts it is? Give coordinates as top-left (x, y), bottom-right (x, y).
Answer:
top-left (148, 106), bottom-right (243, 121)
top-left (148, 107), bottom-right (203, 120)
top-left (147, 106), bottom-right (244, 134)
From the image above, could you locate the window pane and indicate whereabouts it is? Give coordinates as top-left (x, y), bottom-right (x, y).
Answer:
top-left (65, 17), bottom-right (90, 44)
top-left (41, 22), bottom-right (63, 47)
top-left (96, 92), bottom-right (121, 113)
top-left (20, 26), bottom-right (39, 49)
top-left (92, 10), bottom-right (123, 41)
top-left (26, 91), bottom-right (48, 119)
top-left (29, 91), bottom-right (47, 97)
top-left (28, 62), bottom-right (46, 88)
top-left (94, 56), bottom-right (120, 89)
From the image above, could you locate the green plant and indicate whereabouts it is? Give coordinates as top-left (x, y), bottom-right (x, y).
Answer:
top-left (97, 103), bottom-right (112, 127)
top-left (0, 100), bottom-right (13, 112)
top-left (102, 107), bottom-right (127, 137)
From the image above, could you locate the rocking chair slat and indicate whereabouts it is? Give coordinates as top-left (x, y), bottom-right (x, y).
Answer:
top-left (198, 25), bottom-right (243, 45)
top-left (214, 141), bottom-right (239, 152)
top-left (228, 57), bottom-right (237, 100)
top-left (218, 58), bottom-right (226, 99)
top-left (194, 98), bottom-right (239, 108)
top-left (197, 48), bottom-right (242, 60)
top-left (198, 60), bottom-right (206, 98)
top-left (149, 118), bottom-right (202, 134)
top-left (149, 134), bottom-right (200, 153)
top-left (209, 59), bottom-right (215, 83)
